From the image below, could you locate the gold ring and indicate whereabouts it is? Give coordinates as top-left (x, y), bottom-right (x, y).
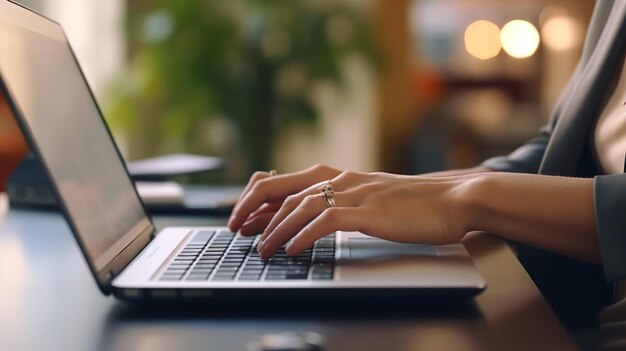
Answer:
top-left (320, 188), bottom-right (336, 208)
top-left (269, 169), bottom-right (278, 176)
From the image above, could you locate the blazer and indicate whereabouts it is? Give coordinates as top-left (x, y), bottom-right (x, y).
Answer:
top-left (482, 0), bottom-right (626, 282)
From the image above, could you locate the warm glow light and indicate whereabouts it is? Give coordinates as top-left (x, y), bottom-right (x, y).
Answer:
top-left (500, 20), bottom-right (540, 58)
top-left (464, 20), bottom-right (501, 60)
top-left (541, 16), bottom-right (582, 51)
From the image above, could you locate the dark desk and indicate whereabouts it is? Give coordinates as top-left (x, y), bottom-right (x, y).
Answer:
top-left (0, 195), bottom-right (579, 351)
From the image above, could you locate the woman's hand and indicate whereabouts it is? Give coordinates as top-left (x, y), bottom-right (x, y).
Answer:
top-left (229, 166), bottom-right (475, 259)
top-left (231, 166), bottom-right (602, 263)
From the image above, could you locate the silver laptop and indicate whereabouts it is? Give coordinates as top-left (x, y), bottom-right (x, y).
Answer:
top-left (0, 0), bottom-right (485, 301)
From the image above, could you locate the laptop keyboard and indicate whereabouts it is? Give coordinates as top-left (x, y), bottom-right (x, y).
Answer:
top-left (158, 230), bottom-right (335, 282)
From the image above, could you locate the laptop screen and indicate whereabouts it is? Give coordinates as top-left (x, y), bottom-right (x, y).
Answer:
top-left (0, 2), bottom-right (151, 271)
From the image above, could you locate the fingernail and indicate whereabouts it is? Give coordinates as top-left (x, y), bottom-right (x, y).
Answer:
top-left (241, 218), bottom-right (254, 230)
top-left (256, 240), bottom-right (266, 253)
top-left (228, 211), bottom-right (237, 225)
top-left (259, 229), bottom-right (269, 242)
top-left (285, 241), bottom-right (295, 255)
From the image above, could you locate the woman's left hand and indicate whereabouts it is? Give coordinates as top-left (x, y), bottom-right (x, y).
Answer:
top-left (249, 171), bottom-right (474, 259)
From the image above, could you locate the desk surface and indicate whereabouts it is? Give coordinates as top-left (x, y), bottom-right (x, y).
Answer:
top-left (0, 195), bottom-right (579, 351)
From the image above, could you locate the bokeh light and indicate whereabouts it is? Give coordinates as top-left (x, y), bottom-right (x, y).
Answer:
top-left (464, 20), bottom-right (501, 60)
top-left (500, 20), bottom-right (540, 58)
top-left (541, 16), bottom-right (582, 51)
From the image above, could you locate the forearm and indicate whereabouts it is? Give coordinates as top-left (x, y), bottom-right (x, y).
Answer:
top-left (423, 166), bottom-right (492, 177)
top-left (462, 172), bottom-right (601, 264)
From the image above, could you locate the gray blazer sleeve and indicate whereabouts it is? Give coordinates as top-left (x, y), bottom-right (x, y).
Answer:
top-left (480, 0), bottom-right (626, 280)
top-left (480, 56), bottom-right (584, 173)
top-left (480, 124), bottom-right (553, 173)
top-left (595, 174), bottom-right (626, 280)
top-left (481, 0), bottom-right (611, 174)
top-left (479, 76), bottom-right (569, 174)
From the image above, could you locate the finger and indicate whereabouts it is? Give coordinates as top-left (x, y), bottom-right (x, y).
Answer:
top-left (228, 165), bottom-right (338, 232)
top-left (285, 207), bottom-right (363, 256)
top-left (258, 175), bottom-right (359, 242)
top-left (239, 203), bottom-right (282, 236)
top-left (249, 201), bottom-right (282, 219)
top-left (231, 171), bottom-right (271, 226)
top-left (259, 181), bottom-right (329, 243)
top-left (239, 212), bottom-right (276, 236)
top-left (260, 180), bottom-right (371, 244)
top-left (236, 171), bottom-right (271, 206)
top-left (258, 192), bottom-right (357, 259)
top-left (257, 193), bottom-right (327, 259)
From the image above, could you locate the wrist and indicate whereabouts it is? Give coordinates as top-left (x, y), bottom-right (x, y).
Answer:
top-left (451, 172), bottom-right (493, 233)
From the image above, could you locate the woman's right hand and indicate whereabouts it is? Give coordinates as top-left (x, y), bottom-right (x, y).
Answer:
top-left (228, 165), bottom-right (490, 236)
top-left (228, 164), bottom-right (342, 235)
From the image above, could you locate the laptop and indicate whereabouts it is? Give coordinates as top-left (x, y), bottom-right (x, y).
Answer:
top-left (0, 0), bottom-right (485, 301)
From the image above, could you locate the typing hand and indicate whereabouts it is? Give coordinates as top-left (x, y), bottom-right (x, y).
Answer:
top-left (229, 165), bottom-right (471, 260)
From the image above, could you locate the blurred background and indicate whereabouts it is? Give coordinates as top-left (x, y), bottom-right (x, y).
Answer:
top-left (1, 0), bottom-right (595, 184)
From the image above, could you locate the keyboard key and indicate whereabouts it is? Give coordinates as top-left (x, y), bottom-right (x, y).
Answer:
top-left (239, 275), bottom-right (261, 280)
top-left (194, 264), bottom-right (216, 269)
top-left (216, 266), bottom-right (239, 272)
top-left (220, 262), bottom-right (243, 267)
top-left (201, 254), bottom-right (222, 258)
top-left (241, 272), bottom-right (264, 277)
top-left (160, 276), bottom-right (184, 281)
top-left (224, 256), bottom-right (246, 260)
top-left (192, 271), bottom-right (215, 276)
top-left (190, 230), bottom-right (215, 244)
top-left (160, 273), bottom-right (184, 280)
top-left (213, 276), bottom-right (235, 281)
top-left (201, 261), bottom-right (222, 266)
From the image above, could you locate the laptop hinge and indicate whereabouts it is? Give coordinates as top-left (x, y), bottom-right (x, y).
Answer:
top-left (97, 223), bottom-right (157, 293)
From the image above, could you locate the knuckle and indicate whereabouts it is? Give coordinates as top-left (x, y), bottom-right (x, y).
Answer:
top-left (311, 163), bottom-right (330, 173)
top-left (251, 171), bottom-right (265, 180)
top-left (298, 226), bottom-right (311, 239)
top-left (323, 208), bottom-right (341, 223)
top-left (339, 170), bottom-right (359, 180)
top-left (311, 163), bottom-right (324, 171)
top-left (350, 184), bottom-right (370, 195)
top-left (301, 195), bottom-right (317, 207)
top-left (250, 181), bottom-right (266, 195)
top-left (284, 194), bottom-right (300, 207)
top-left (254, 179), bottom-right (268, 191)
top-left (364, 181), bottom-right (384, 192)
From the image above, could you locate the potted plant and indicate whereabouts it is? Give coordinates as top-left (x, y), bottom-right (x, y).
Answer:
top-left (107, 0), bottom-right (377, 179)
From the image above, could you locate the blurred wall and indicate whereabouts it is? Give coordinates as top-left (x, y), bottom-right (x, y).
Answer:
top-left (272, 56), bottom-right (378, 173)
top-left (272, 0), bottom-right (381, 173)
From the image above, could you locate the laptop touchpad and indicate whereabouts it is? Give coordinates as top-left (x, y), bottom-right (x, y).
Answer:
top-left (348, 238), bottom-right (438, 259)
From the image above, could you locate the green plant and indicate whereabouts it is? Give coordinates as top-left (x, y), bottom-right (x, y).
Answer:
top-left (107, 0), bottom-right (377, 179)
